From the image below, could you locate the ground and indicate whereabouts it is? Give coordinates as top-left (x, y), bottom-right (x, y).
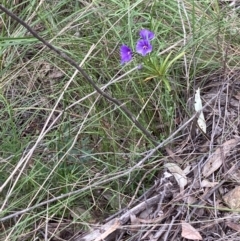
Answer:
top-left (1, 1), bottom-right (240, 241)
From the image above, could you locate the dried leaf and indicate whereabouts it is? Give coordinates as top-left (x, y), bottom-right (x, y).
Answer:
top-left (183, 165), bottom-right (191, 174)
top-left (130, 214), bottom-right (139, 224)
top-left (163, 171), bottom-right (172, 179)
top-left (202, 139), bottom-right (238, 177)
top-left (194, 88), bottom-right (206, 133)
top-left (226, 221), bottom-right (240, 231)
top-left (181, 220), bottom-right (202, 240)
top-left (95, 219), bottom-right (120, 241)
top-left (223, 186), bottom-right (240, 209)
top-left (129, 214), bottom-right (141, 233)
top-left (184, 195), bottom-right (197, 205)
top-left (201, 179), bottom-right (219, 188)
top-left (164, 163), bottom-right (187, 192)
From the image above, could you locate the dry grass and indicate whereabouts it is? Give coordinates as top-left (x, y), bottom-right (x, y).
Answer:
top-left (1, 1), bottom-right (240, 240)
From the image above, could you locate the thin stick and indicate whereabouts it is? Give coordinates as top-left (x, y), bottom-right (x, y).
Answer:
top-left (0, 110), bottom-right (200, 223)
top-left (0, 4), bottom-right (158, 146)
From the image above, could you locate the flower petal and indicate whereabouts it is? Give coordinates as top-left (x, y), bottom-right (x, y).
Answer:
top-left (139, 29), bottom-right (155, 41)
top-left (120, 45), bottom-right (133, 64)
top-left (136, 40), bottom-right (152, 56)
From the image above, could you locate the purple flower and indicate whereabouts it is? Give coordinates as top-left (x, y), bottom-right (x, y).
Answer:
top-left (139, 29), bottom-right (155, 41)
top-left (136, 39), bottom-right (152, 56)
top-left (120, 45), bottom-right (133, 64)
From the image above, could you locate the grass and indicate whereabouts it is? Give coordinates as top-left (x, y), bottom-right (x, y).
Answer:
top-left (1, 0), bottom-right (240, 240)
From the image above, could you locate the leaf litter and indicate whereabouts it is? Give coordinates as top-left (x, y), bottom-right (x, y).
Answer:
top-left (202, 138), bottom-right (239, 177)
top-left (164, 162), bottom-right (187, 192)
top-left (67, 68), bottom-right (240, 241)
top-left (181, 220), bottom-right (203, 240)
